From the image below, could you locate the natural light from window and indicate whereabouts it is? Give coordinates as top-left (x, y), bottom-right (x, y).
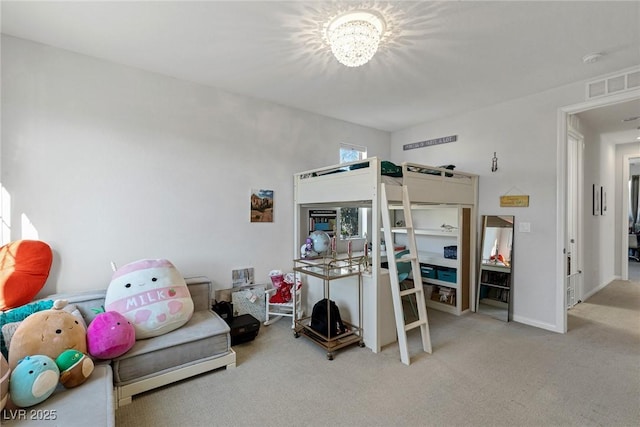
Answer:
top-left (21, 213), bottom-right (39, 240)
top-left (339, 144), bottom-right (367, 239)
top-left (1, 183), bottom-right (11, 245)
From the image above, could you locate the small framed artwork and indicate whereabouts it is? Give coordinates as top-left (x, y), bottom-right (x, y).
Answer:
top-left (250, 189), bottom-right (274, 222)
top-left (592, 184), bottom-right (600, 216)
top-left (232, 267), bottom-right (255, 288)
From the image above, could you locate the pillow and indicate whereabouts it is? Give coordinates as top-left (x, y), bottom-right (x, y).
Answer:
top-left (0, 240), bottom-right (53, 311)
top-left (10, 355), bottom-right (59, 408)
top-left (1, 322), bottom-right (20, 352)
top-left (0, 299), bottom-right (54, 359)
top-left (8, 300), bottom-right (87, 370)
top-left (105, 259), bottom-right (194, 339)
top-left (87, 311), bottom-right (135, 359)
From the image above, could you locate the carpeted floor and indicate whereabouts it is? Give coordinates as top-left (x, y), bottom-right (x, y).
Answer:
top-left (116, 280), bottom-right (640, 427)
top-left (629, 259), bottom-right (640, 281)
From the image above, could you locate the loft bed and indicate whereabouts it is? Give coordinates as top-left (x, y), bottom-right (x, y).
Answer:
top-left (294, 157), bottom-right (477, 207)
top-left (292, 157), bottom-right (478, 354)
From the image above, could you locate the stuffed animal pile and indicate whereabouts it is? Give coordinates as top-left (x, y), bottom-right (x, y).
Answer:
top-left (2, 257), bottom-right (193, 409)
top-left (6, 300), bottom-right (94, 408)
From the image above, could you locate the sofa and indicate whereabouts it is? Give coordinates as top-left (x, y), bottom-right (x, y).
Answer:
top-left (1, 277), bottom-right (236, 426)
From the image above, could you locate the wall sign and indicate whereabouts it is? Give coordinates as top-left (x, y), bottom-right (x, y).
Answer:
top-left (403, 135), bottom-right (457, 151)
top-left (500, 195), bottom-right (529, 207)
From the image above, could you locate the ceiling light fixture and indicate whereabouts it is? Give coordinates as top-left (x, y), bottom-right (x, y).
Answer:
top-left (582, 52), bottom-right (603, 64)
top-left (326, 11), bottom-right (386, 68)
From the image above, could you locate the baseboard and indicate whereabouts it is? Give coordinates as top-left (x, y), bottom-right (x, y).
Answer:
top-left (511, 314), bottom-right (562, 333)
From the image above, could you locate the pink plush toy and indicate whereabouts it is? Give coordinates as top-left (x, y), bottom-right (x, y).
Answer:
top-left (105, 259), bottom-right (194, 339)
top-left (86, 311), bottom-right (135, 359)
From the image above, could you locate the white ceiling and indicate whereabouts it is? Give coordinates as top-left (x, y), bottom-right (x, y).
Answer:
top-left (1, 1), bottom-right (639, 134)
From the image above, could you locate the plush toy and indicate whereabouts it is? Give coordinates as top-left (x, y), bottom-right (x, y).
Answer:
top-left (9, 355), bottom-right (59, 408)
top-left (105, 259), bottom-right (194, 339)
top-left (86, 311), bottom-right (135, 359)
top-left (1, 354), bottom-right (9, 410)
top-left (55, 349), bottom-right (94, 388)
top-left (269, 271), bottom-right (300, 304)
top-left (0, 240), bottom-right (53, 311)
top-left (8, 300), bottom-right (87, 370)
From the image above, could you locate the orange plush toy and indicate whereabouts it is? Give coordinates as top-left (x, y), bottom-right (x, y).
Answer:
top-left (8, 300), bottom-right (87, 370)
top-left (0, 240), bottom-right (53, 311)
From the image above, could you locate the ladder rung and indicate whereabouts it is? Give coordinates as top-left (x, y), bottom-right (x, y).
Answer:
top-left (399, 287), bottom-right (423, 297)
top-left (391, 227), bottom-right (413, 233)
top-left (405, 319), bottom-right (428, 331)
top-left (396, 255), bottom-right (417, 263)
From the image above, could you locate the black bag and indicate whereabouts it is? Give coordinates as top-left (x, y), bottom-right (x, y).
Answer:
top-left (212, 300), bottom-right (234, 323)
top-left (310, 298), bottom-right (347, 338)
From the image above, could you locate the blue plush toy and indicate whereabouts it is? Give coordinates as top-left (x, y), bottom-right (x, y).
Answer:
top-left (9, 355), bottom-right (59, 407)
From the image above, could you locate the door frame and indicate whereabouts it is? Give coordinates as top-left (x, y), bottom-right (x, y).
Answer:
top-left (566, 128), bottom-right (584, 308)
top-left (556, 88), bottom-right (640, 333)
top-left (622, 154), bottom-right (640, 280)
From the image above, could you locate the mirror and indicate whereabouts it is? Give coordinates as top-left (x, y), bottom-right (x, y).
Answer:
top-left (477, 215), bottom-right (514, 321)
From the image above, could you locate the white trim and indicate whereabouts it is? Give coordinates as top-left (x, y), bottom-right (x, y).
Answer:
top-left (115, 350), bottom-right (236, 408)
top-left (557, 88), bottom-right (640, 334)
top-left (622, 154), bottom-right (632, 280)
top-left (566, 128), bottom-right (584, 306)
top-left (512, 314), bottom-right (561, 333)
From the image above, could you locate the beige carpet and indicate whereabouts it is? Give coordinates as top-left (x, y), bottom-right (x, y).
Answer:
top-left (116, 280), bottom-right (639, 427)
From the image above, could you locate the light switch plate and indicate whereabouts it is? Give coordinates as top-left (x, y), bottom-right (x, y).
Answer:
top-left (519, 222), bottom-right (531, 233)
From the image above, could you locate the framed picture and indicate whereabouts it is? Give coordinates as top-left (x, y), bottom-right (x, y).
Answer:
top-left (250, 189), bottom-right (274, 222)
top-left (232, 267), bottom-right (255, 287)
top-left (592, 184), bottom-right (600, 216)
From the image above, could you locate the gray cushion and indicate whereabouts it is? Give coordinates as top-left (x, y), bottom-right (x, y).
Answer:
top-left (0, 364), bottom-right (114, 427)
top-left (112, 310), bottom-right (230, 385)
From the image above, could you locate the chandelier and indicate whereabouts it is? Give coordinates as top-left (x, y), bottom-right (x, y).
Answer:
top-left (326, 11), bottom-right (386, 68)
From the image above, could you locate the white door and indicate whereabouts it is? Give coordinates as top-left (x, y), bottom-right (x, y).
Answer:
top-left (566, 130), bottom-right (584, 308)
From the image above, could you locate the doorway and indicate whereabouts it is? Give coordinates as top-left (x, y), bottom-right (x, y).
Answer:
top-left (558, 90), bottom-right (640, 333)
top-left (624, 155), bottom-right (640, 281)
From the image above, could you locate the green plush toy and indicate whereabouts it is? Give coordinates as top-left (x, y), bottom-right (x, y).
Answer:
top-left (55, 349), bottom-right (94, 388)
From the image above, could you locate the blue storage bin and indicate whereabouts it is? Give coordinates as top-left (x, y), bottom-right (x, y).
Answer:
top-left (420, 264), bottom-right (437, 279)
top-left (437, 267), bottom-right (457, 283)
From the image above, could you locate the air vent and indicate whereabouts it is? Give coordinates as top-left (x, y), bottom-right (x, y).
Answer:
top-left (586, 67), bottom-right (640, 100)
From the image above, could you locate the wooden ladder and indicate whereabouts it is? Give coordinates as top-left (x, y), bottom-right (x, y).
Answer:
top-left (381, 184), bottom-right (432, 365)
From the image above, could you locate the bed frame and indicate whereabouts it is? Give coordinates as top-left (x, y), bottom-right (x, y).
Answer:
top-left (293, 157), bottom-right (478, 353)
top-left (294, 157), bottom-right (477, 206)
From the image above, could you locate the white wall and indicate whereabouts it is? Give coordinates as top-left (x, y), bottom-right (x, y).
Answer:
top-left (390, 83), bottom-right (589, 331)
top-left (1, 36), bottom-right (390, 296)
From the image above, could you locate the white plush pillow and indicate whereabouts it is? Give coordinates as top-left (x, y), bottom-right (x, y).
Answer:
top-left (1, 322), bottom-right (20, 351)
top-left (105, 259), bottom-right (194, 339)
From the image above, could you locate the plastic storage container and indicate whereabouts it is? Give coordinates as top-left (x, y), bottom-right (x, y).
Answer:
top-left (437, 267), bottom-right (457, 283)
top-left (420, 264), bottom-right (437, 279)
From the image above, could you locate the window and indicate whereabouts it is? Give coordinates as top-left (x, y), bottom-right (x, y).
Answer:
top-left (339, 144), bottom-right (368, 239)
top-left (340, 143), bottom-right (367, 163)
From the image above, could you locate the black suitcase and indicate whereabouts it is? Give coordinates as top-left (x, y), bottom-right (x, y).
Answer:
top-left (228, 314), bottom-right (260, 345)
